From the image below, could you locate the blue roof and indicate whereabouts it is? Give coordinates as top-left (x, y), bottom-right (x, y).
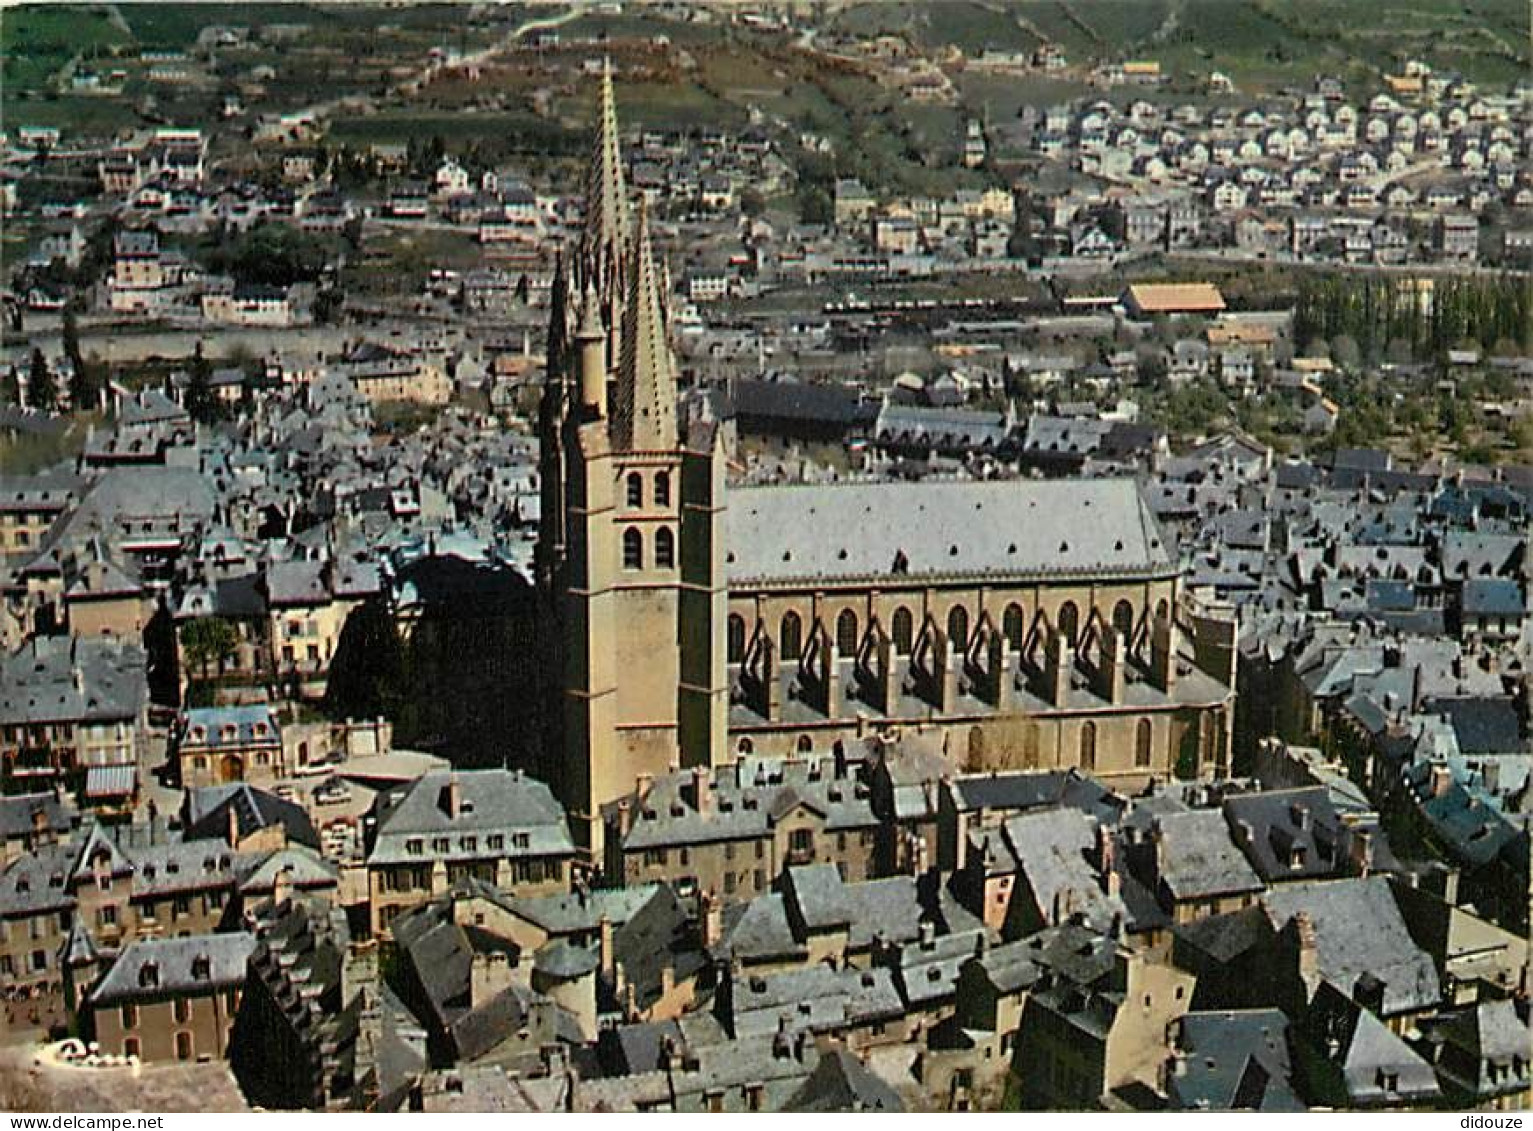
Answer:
top-left (1462, 577), bottom-right (1524, 617)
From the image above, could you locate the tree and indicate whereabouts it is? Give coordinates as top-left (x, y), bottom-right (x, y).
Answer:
top-left (180, 617), bottom-right (239, 680)
top-left (1330, 334), bottom-right (1362, 371)
top-left (1, 365), bottom-right (18, 406)
top-left (740, 187), bottom-right (766, 218)
top-left (797, 185), bottom-right (832, 226)
top-left (313, 287), bottom-right (344, 324)
top-left (186, 342), bottom-right (216, 424)
top-left (63, 307), bottom-right (96, 412)
top-left (28, 348), bottom-right (54, 412)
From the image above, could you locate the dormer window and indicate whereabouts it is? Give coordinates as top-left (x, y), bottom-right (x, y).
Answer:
top-left (139, 962), bottom-right (159, 988)
top-left (191, 955), bottom-right (211, 981)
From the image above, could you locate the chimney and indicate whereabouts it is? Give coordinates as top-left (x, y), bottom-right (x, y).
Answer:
top-left (772, 1017), bottom-right (792, 1060)
top-left (598, 915), bottom-right (614, 976)
top-left (1095, 821), bottom-right (1116, 876)
top-left (1045, 630), bottom-right (1071, 707)
top-left (1349, 828), bottom-right (1374, 877)
top-left (698, 888), bottom-right (722, 948)
top-left (1293, 911), bottom-right (1320, 994)
top-left (616, 798), bottom-right (633, 838)
top-left (226, 803), bottom-right (241, 848)
top-left (918, 919), bottom-right (936, 949)
top-left (342, 938), bottom-right (379, 1006)
top-left (443, 774), bottom-right (462, 819)
top-left (1430, 763), bottom-right (1453, 798)
top-left (1098, 627), bottom-right (1126, 705)
top-left (270, 863), bottom-right (293, 907)
top-left (635, 771), bottom-right (654, 799)
top-left (1151, 609), bottom-right (1177, 693)
top-left (470, 950), bottom-right (514, 1008)
top-left (692, 766), bottom-right (711, 815)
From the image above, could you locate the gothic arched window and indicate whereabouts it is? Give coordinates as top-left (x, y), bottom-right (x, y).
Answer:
top-left (780, 611), bottom-right (803, 661)
top-left (654, 470), bottom-right (671, 507)
top-left (892, 607), bottom-right (914, 655)
top-left (655, 527), bottom-right (675, 569)
top-left (622, 527), bottom-right (643, 570)
top-left (1080, 720), bottom-right (1097, 771)
top-left (626, 472), bottom-right (643, 507)
top-left (1003, 603), bottom-right (1025, 651)
top-left (1058, 601), bottom-right (1080, 645)
top-left (947, 606), bottom-right (969, 652)
top-left (727, 615), bottom-right (746, 664)
top-left (836, 609), bottom-right (859, 656)
top-left (1113, 599), bottom-right (1135, 640)
top-left (1135, 718), bottom-right (1153, 768)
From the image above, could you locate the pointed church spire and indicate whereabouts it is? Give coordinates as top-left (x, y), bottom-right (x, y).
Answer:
top-left (613, 199), bottom-right (676, 451)
top-left (580, 57), bottom-right (630, 279)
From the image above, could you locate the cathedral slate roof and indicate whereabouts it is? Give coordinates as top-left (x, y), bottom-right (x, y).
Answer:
top-left (724, 478), bottom-right (1173, 585)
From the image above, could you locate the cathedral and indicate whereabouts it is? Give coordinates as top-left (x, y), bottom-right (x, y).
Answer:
top-left (540, 70), bottom-right (1237, 856)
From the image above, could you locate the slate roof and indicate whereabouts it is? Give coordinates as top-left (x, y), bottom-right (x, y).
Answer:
top-left (781, 1046), bottom-right (904, 1111)
top-left (1262, 878), bottom-right (1440, 1017)
top-left (889, 927), bottom-right (989, 1009)
top-left (264, 559), bottom-right (329, 606)
top-left (1428, 697), bottom-right (1526, 755)
top-left (724, 478), bottom-right (1173, 585)
top-left (1004, 808), bottom-right (1127, 930)
top-left (0, 840), bottom-right (78, 917)
top-left (89, 932), bottom-right (257, 1005)
top-left (1154, 810), bottom-right (1264, 902)
top-left (728, 378), bottom-right (874, 428)
top-left (726, 962), bottom-right (905, 1039)
top-left (948, 768), bottom-right (1122, 825)
top-left (368, 770), bottom-right (573, 866)
top-left (508, 883), bottom-right (667, 937)
top-left (236, 844), bottom-right (340, 894)
top-left (1169, 1010), bottom-right (1304, 1112)
top-left (1461, 577), bottom-right (1524, 617)
top-left (180, 704), bottom-right (280, 749)
top-left (1223, 787), bottom-right (1347, 882)
top-left (184, 783), bottom-right (320, 850)
top-left (1433, 1000), bottom-right (1533, 1098)
top-left (621, 759), bottom-right (876, 851)
top-left (0, 636), bottom-right (146, 726)
top-left (0, 791), bottom-right (72, 841)
top-left (1337, 1001), bottom-right (1441, 1103)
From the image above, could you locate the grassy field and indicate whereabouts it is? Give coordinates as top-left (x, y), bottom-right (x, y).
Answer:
top-left (1, 5), bottom-right (131, 89)
top-left (911, 2), bottom-right (1041, 54)
top-left (342, 225), bottom-right (484, 297)
top-left (0, 416), bottom-right (92, 475)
